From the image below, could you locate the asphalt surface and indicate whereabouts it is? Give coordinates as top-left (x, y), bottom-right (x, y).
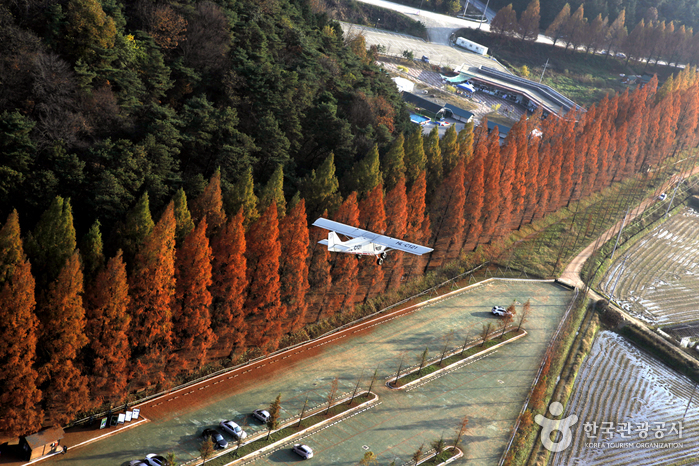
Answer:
top-left (39, 279), bottom-right (573, 466)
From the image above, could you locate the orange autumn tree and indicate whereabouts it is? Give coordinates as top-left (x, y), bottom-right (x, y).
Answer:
top-left (0, 210), bottom-right (43, 437)
top-left (331, 193), bottom-right (360, 311)
top-left (497, 133), bottom-right (517, 231)
top-left (358, 183), bottom-right (387, 301)
top-left (384, 178), bottom-right (408, 290)
top-left (307, 210), bottom-right (332, 321)
top-left (464, 123), bottom-right (487, 249)
top-left (129, 202), bottom-right (176, 387)
top-left (245, 202), bottom-right (284, 352)
top-left (279, 198), bottom-right (310, 333)
top-left (173, 217), bottom-right (216, 371)
top-left (429, 158), bottom-right (465, 268)
top-left (39, 251), bottom-right (91, 425)
top-left (85, 250), bottom-right (131, 404)
top-left (210, 209), bottom-right (248, 359)
top-left (405, 172), bottom-right (430, 276)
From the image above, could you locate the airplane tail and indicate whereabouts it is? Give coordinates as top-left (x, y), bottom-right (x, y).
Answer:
top-left (328, 231), bottom-right (340, 249)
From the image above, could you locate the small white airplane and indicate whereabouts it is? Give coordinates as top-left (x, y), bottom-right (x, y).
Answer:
top-left (312, 218), bottom-right (433, 265)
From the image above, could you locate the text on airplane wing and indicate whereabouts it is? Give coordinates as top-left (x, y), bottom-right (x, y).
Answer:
top-left (370, 236), bottom-right (433, 256)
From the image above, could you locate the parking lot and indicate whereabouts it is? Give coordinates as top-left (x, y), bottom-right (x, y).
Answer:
top-left (41, 279), bottom-right (572, 466)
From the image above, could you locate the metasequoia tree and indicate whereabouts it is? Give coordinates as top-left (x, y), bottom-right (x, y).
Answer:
top-left (350, 145), bottom-right (381, 196)
top-left (405, 172), bottom-right (430, 275)
top-left (358, 184), bottom-right (386, 300)
top-left (546, 3), bottom-right (571, 47)
top-left (118, 192), bottom-right (154, 264)
top-left (383, 178), bottom-right (408, 289)
top-left (80, 220), bottom-right (104, 279)
top-left (85, 250), bottom-right (130, 404)
top-left (279, 198), bottom-right (310, 333)
top-left (430, 159), bottom-right (465, 264)
top-left (0, 211), bottom-right (42, 437)
top-left (518, 0), bottom-right (540, 41)
top-left (307, 210), bottom-right (332, 321)
top-left (464, 122), bottom-right (487, 248)
top-left (481, 129), bottom-right (502, 242)
top-left (231, 166), bottom-right (259, 228)
top-left (210, 210), bottom-right (248, 359)
top-left (491, 4), bottom-right (517, 36)
top-left (128, 202), bottom-right (177, 387)
top-left (39, 251), bottom-right (91, 425)
top-left (424, 127), bottom-right (443, 198)
top-left (497, 133), bottom-right (517, 230)
top-left (440, 124), bottom-right (460, 174)
top-left (173, 218), bottom-right (215, 370)
top-left (330, 193), bottom-right (360, 310)
top-left (245, 202), bottom-right (284, 352)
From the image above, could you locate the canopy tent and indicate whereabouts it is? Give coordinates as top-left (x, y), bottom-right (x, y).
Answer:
top-left (457, 83), bottom-right (475, 93)
top-left (443, 74), bottom-right (471, 83)
top-left (391, 77), bottom-right (415, 93)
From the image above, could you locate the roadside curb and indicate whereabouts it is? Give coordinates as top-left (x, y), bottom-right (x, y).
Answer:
top-left (418, 446), bottom-right (464, 465)
top-left (388, 330), bottom-right (528, 390)
top-left (209, 392), bottom-right (380, 466)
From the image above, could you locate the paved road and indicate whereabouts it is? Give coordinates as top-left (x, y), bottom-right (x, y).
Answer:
top-left (41, 279), bottom-right (572, 466)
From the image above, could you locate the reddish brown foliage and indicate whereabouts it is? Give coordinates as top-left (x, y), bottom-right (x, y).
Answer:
top-left (245, 203), bottom-right (284, 352)
top-left (405, 172), bottom-right (430, 277)
top-left (173, 218), bottom-right (215, 371)
top-left (39, 251), bottom-right (91, 425)
top-left (85, 250), bottom-right (131, 404)
top-left (358, 184), bottom-right (387, 301)
top-left (279, 200), bottom-right (310, 333)
top-left (191, 170), bottom-right (226, 237)
top-left (210, 210), bottom-right (248, 359)
top-left (128, 202), bottom-right (176, 387)
top-left (330, 193), bottom-right (360, 311)
top-left (430, 159), bottom-right (466, 265)
top-left (384, 178), bottom-right (408, 289)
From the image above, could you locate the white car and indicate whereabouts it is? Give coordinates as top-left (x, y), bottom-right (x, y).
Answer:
top-left (491, 306), bottom-right (511, 317)
top-left (658, 193), bottom-right (667, 201)
top-left (144, 455), bottom-right (169, 466)
top-left (220, 420), bottom-right (247, 440)
top-left (252, 409), bottom-right (270, 423)
top-left (292, 444), bottom-right (314, 459)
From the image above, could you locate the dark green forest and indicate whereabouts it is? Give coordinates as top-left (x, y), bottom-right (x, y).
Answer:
top-left (0, 0), bottom-right (410, 239)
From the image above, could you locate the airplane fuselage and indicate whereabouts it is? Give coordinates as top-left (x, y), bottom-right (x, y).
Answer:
top-left (328, 236), bottom-right (386, 256)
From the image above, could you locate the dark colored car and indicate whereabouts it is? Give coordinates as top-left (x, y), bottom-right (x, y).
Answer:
top-left (202, 428), bottom-right (228, 449)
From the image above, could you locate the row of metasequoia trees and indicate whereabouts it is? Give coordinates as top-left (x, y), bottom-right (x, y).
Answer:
top-left (3, 67), bottom-right (699, 437)
top-left (492, 1), bottom-right (699, 68)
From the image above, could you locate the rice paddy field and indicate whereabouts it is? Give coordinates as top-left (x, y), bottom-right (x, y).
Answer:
top-left (551, 331), bottom-right (699, 466)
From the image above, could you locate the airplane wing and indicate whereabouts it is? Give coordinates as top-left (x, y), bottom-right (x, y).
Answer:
top-left (312, 218), bottom-right (433, 256)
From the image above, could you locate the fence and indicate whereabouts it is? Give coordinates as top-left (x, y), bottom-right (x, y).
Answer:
top-left (497, 287), bottom-right (581, 465)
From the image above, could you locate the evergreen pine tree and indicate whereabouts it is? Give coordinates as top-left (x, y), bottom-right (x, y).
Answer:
top-left (404, 128), bottom-right (427, 185)
top-left (382, 133), bottom-right (406, 192)
top-left (440, 124), bottom-right (460, 174)
top-left (26, 196), bottom-right (77, 287)
top-left (302, 153), bottom-right (342, 221)
top-left (259, 165), bottom-right (287, 218)
top-left (80, 220), bottom-right (105, 279)
top-left (348, 145), bottom-right (381, 197)
top-left (173, 188), bottom-right (195, 245)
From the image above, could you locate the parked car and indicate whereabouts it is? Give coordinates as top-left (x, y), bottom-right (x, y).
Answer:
top-left (491, 306), bottom-right (511, 317)
top-left (220, 420), bottom-right (247, 440)
top-left (616, 52), bottom-right (626, 58)
top-left (144, 454), bottom-right (170, 466)
top-left (252, 409), bottom-right (271, 423)
top-left (203, 428), bottom-right (229, 449)
top-left (422, 55), bottom-right (430, 63)
top-left (292, 444), bottom-right (314, 459)
top-left (658, 193), bottom-right (667, 201)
